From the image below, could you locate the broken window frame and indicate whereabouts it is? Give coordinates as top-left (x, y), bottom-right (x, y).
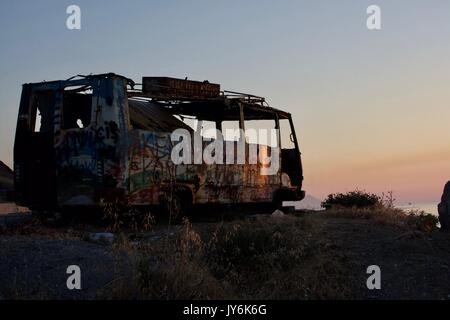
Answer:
top-left (24, 78), bottom-right (102, 135)
top-left (61, 85), bottom-right (95, 131)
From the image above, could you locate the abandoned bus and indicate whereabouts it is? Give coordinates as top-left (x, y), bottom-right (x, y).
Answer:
top-left (14, 73), bottom-right (305, 218)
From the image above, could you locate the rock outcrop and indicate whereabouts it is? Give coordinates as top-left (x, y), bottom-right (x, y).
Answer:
top-left (438, 181), bottom-right (450, 232)
top-left (0, 161), bottom-right (13, 202)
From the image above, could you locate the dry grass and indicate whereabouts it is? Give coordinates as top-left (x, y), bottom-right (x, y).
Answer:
top-left (324, 204), bottom-right (439, 233)
top-left (0, 216), bottom-right (83, 240)
top-left (100, 215), bottom-right (354, 300)
top-left (101, 204), bottom-right (440, 300)
top-left (99, 218), bottom-right (228, 299)
top-left (2, 203), bottom-right (444, 300)
top-left (101, 198), bottom-right (156, 234)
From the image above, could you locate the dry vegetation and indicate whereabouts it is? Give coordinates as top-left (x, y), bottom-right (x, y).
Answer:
top-left (100, 215), bottom-right (355, 300)
top-left (1, 192), bottom-right (448, 300)
top-left (322, 190), bottom-right (439, 234)
top-left (324, 205), bottom-right (439, 234)
top-left (96, 191), bottom-right (443, 300)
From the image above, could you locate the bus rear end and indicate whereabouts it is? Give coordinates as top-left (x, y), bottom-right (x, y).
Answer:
top-left (14, 83), bottom-right (57, 210)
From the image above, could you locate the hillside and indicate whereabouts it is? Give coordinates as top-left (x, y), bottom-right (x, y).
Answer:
top-left (0, 207), bottom-right (449, 300)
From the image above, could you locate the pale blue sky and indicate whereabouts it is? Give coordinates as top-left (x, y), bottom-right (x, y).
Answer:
top-left (1, 1), bottom-right (450, 202)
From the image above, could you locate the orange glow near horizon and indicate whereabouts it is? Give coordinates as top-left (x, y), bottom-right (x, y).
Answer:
top-left (303, 148), bottom-right (450, 203)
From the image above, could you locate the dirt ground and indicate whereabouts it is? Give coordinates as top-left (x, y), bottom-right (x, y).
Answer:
top-left (1, 211), bottom-right (450, 300)
top-left (307, 214), bottom-right (450, 299)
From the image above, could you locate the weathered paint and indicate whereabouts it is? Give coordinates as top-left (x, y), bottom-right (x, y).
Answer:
top-left (54, 76), bottom-right (130, 206)
top-left (14, 73), bottom-right (305, 211)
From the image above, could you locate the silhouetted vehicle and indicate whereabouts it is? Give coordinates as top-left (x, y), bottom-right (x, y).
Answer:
top-left (14, 73), bottom-right (305, 219)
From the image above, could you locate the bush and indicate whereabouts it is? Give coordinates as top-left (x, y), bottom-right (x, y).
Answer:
top-left (406, 211), bottom-right (439, 234)
top-left (321, 190), bottom-right (381, 209)
top-left (324, 197), bottom-right (439, 233)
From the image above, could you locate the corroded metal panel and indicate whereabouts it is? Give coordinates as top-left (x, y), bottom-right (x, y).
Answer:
top-left (142, 77), bottom-right (220, 100)
top-left (126, 131), bottom-right (282, 205)
top-left (54, 75), bottom-right (129, 205)
top-left (14, 73), bottom-right (304, 211)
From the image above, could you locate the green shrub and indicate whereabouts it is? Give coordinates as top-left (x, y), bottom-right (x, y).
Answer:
top-left (321, 190), bottom-right (381, 209)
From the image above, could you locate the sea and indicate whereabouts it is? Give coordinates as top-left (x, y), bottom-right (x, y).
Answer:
top-left (286, 195), bottom-right (440, 217)
top-left (290, 197), bottom-right (440, 217)
top-left (397, 202), bottom-right (439, 216)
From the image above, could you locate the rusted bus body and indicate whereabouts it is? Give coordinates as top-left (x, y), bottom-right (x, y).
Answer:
top-left (14, 73), bottom-right (305, 213)
top-left (128, 133), bottom-right (282, 205)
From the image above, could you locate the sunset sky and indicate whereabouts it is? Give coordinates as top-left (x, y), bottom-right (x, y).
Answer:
top-left (1, 0), bottom-right (449, 203)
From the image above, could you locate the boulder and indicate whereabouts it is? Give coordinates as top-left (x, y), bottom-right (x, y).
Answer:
top-left (438, 181), bottom-right (450, 232)
top-left (0, 161), bottom-right (13, 203)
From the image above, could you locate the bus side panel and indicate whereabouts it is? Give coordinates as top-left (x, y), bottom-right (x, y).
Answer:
top-left (127, 133), bottom-right (282, 206)
top-left (193, 148), bottom-right (280, 204)
top-left (128, 130), bottom-right (174, 205)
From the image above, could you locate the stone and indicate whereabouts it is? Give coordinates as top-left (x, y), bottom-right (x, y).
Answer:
top-left (272, 209), bottom-right (285, 217)
top-left (88, 232), bottom-right (115, 244)
top-left (438, 181), bottom-right (450, 232)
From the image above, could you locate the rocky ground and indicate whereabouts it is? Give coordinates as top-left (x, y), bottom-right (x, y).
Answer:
top-left (0, 210), bottom-right (450, 300)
